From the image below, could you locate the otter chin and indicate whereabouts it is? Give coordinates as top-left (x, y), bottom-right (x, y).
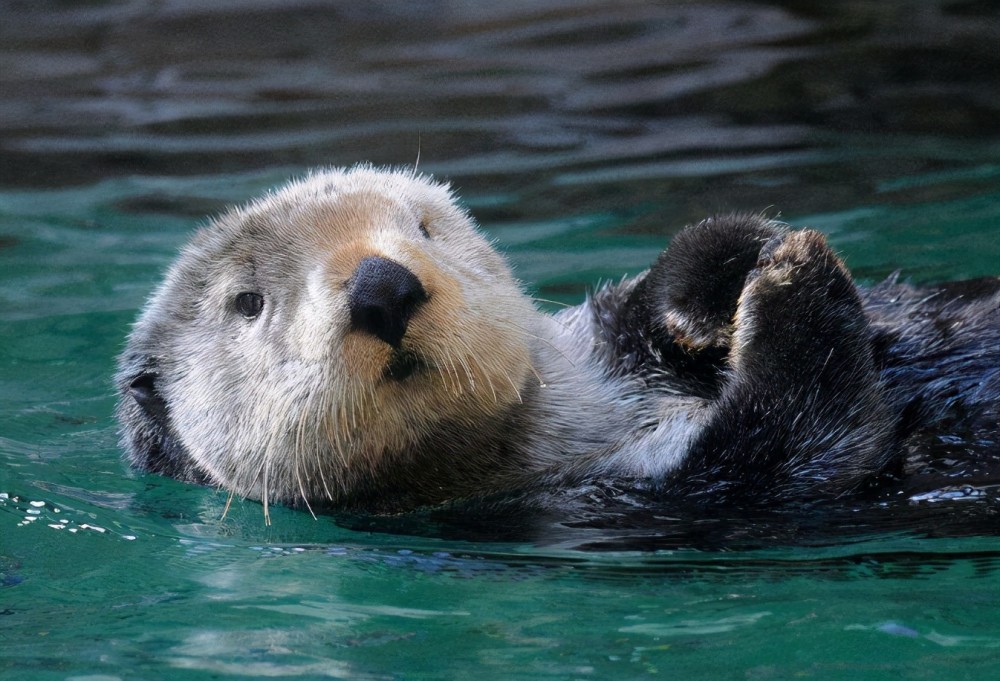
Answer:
top-left (117, 166), bottom-right (1000, 516)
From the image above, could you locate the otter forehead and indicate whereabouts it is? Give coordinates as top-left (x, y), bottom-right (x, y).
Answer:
top-left (183, 167), bottom-right (502, 284)
top-left (164, 169), bottom-right (460, 315)
top-left (224, 167), bottom-right (461, 243)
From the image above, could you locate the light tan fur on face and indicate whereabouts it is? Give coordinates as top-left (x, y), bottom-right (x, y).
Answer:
top-left (161, 166), bottom-right (536, 511)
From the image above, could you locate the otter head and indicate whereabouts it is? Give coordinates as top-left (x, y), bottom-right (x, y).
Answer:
top-left (116, 166), bottom-right (536, 510)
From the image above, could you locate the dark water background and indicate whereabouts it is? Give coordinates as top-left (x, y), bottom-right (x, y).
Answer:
top-left (2, 1), bottom-right (1000, 679)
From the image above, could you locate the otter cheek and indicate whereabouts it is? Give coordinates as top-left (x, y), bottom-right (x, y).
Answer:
top-left (167, 387), bottom-right (226, 476)
top-left (286, 266), bottom-right (350, 363)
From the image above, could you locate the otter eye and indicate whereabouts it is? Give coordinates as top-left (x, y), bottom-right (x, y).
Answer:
top-left (234, 292), bottom-right (264, 319)
top-left (418, 220), bottom-right (430, 239)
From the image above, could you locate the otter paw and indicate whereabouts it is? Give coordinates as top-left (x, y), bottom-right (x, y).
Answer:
top-left (732, 228), bottom-right (865, 372)
top-left (754, 228), bottom-right (845, 276)
top-left (743, 229), bottom-right (855, 303)
top-left (677, 227), bottom-right (892, 503)
top-left (640, 214), bottom-right (784, 350)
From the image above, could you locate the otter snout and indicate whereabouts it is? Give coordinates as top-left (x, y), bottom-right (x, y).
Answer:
top-left (127, 372), bottom-right (168, 422)
top-left (348, 256), bottom-right (428, 348)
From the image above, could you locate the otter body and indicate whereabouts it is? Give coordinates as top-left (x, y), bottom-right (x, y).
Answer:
top-left (116, 167), bottom-right (1000, 513)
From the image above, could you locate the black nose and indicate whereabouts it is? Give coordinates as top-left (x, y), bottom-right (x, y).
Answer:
top-left (348, 256), bottom-right (428, 348)
top-left (128, 372), bottom-right (168, 423)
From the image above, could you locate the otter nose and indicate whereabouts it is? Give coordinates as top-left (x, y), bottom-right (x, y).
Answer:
top-left (348, 256), bottom-right (428, 348)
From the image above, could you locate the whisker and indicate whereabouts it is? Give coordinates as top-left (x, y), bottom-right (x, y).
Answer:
top-left (294, 401), bottom-right (314, 517)
top-left (442, 351), bottom-right (463, 395)
top-left (318, 460), bottom-right (335, 501)
top-left (453, 334), bottom-right (501, 403)
top-left (484, 371), bottom-right (498, 403)
top-left (450, 337), bottom-right (478, 393)
top-left (503, 372), bottom-right (523, 404)
top-left (262, 459), bottom-right (271, 526)
top-left (531, 296), bottom-right (573, 309)
top-left (434, 362), bottom-right (449, 389)
top-left (221, 490), bottom-right (235, 521)
top-left (295, 466), bottom-right (317, 520)
top-left (498, 319), bottom-right (577, 369)
top-left (524, 361), bottom-right (547, 388)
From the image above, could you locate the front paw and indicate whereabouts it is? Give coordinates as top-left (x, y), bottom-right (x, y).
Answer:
top-left (751, 227), bottom-right (847, 280)
top-left (732, 229), bottom-right (866, 373)
top-left (639, 213), bottom-right (784, 351)
top-left (672, 228), bottom-right (894, 503)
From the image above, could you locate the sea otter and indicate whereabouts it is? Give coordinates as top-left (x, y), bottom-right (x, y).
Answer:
top-left (115, 166), bottom-right (1000, 517)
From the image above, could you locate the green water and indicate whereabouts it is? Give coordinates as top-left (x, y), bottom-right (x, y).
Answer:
top-left (3, 2), bottom-right (1000, 679)
top-left (3, 168), bottom-right (1000, 681)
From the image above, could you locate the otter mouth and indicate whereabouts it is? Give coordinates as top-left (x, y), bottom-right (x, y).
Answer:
top-left (385, 349), bottom-right (428, 381)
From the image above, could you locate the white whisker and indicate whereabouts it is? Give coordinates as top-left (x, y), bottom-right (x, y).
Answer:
top-left (262, 459), bottom-right (271, 526)
top-left (221, 490), bottom-right (235, 521)
top-left (531, 296), bottom-right (573, 309)
top-left (497, 319), bottom-right (577, 368)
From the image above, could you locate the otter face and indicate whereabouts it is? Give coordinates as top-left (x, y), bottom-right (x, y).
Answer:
top-left (116, 167), bottom-right (535, 509)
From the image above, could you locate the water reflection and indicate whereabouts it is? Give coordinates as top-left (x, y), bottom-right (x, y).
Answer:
top-left (4, 1), bottom-right (999, 223)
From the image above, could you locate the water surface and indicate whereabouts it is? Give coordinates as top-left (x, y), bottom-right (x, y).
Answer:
top-left (2, 2), bottom-right (1000, 679)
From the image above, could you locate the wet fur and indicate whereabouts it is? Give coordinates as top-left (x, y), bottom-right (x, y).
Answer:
top-left (116, 167), bottom-right (1000, 513)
